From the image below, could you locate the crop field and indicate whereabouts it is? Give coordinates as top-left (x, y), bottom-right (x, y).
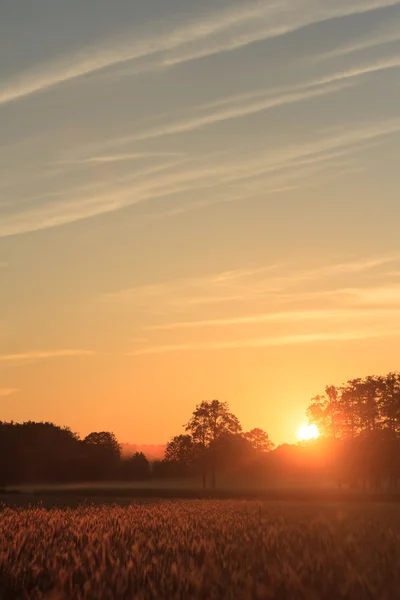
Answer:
top-left (1, 500), bottom-right (400, 599)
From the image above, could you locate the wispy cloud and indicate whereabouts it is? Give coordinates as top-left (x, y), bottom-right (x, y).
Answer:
top-left (2, 113), bottom-right (399, 237)
top-left (114, 56), bottom-right (400, 144)
top-left (279, 255), bottom-right (400, 286)
top-left (156, 1), bottom-right (400, 69)
top-left (117, 254), bottom-right (400, 355)
top-left (100, 263), bottom-right (285, 306)
top-left (315, 30), bottom-right (400, 62)
top-left (129, 327), bottom-right (400, 356)
top-left (345, 285), bottom-right (400, 305)
top-left (60, 152), bottom-right (185, 166)
top-left (0, 388), bottom-right (19, 397)
top-left (1, 0), bottom-right (398, 106)
top-left (0, 349), bottom-right (95, 363)
top-left (0, 2), bottom-right (287, 105)
top-left (102, 254), bottom-right (400, 312)
top-left (126, 81), bottom-right (355, 142)
top-left (150, 308), bottom-right (400, 331)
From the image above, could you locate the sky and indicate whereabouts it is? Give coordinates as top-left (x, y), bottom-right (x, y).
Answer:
top-left (1, 0), bottom-right (400, 447)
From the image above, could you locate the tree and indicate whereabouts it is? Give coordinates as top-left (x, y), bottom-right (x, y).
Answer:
top-left (165, 435), bottom-right (196, 468)
top-left (0, 421), bottom-right (82, 484)
top-left (306, 373), bottom-right (400, 489)
top-left (380, 372), bottom-right (400, 435)
top-left (185, 400), bottom-right (242, 489)
top-left (245, 428), bottom-right (274, 453)
top-left (122, 452), bottom-right (150, 480)
top-left (306, 395), bottom-right (330, 437)
top-left (83, 431), bottom-right (121, 479)
top-left (84, 431), bottom-right (121, 458)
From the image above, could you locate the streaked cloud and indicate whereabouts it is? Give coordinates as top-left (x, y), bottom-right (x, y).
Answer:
top-left (1, 0), bottom-right (398, 106)
top-left (61, 152), bottom-right (185, 166)
top-left (0, 388), bottom-right (19, 397)
top-left (0, 350), bottom-right (95, 363)
top-left (345, 285), bottom-right (400, 305)
top-left (129, 327), bottom-right (400, 356)
top-left (103, 254), bottom-right (400, 309)
top-left (2, 115), bottom-right (399, 238)
top-left (316, 30), bottom-right (400, 62)
top-left (111, 254), bottom-right (400, 360)
top-left (150, 308), bottom-right (400, 331)
top-left (101, 57), bottom-right (400, 146)
top-left (124, 80), bottom-right (355, 143)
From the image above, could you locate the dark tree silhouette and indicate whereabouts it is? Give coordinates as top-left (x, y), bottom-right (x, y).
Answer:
top-left (0, 422), bottom-right (81, 485)
top-left (185, 400), bottom-right (242, 489)
top-left (121, 452), bottom-right (150, 480)
top-left (82, 431), bottom-right (121, 480)
top-left (164, 434), bottom-right (197, 473)
top-left (306, 372), bottom-right (400, 489)
top-left (84, 432), bottom-right (121, 458)
top-left (245, 428), bottom-right (274, 453)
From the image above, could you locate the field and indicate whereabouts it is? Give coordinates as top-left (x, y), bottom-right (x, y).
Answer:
top-left (1, 499), bottom-right (400, 599)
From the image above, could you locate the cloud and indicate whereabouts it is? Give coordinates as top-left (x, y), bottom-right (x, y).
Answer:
top-left (100, 264), bottom-right (286, 306)
top-left (102, 254), bottom-right (400, 314)
top-left (157, 1), bottom-right (400, 69)
top-left (129, 327), bottom-right (400, 356)
top-left (114, 55), bottom-right (400, 144)
top-left (316, 30), bottom-right (400, 62)
top-left (0, 388), bottom-right (19, 397)
top-left (0, 2), bottom-right (289, 105)
top-left (344, 285), bottom-right (400, 305)
top-left (1, 0), bottom-right (398, 106)
top-left (2, 113), bottom-right (400, 238)
top-left (118, 254), bottom-right (400, 356)
top-left (61, 152), bottom-right (185, 166)
top-left (125, 81), bottom-right (354, 142)
top-left (277, 255), bottom-right (400, 287)
top-left (150, 308), bottom-right (400, 331)
top-left (0, 349), bottom-right (95, 363)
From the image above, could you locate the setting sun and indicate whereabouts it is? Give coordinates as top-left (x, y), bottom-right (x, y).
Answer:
top-left (296, 423), bottom-right (320, 442)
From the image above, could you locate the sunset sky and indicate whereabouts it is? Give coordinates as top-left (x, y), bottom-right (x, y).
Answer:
top-left (1, 0), bottom-right (400, 447)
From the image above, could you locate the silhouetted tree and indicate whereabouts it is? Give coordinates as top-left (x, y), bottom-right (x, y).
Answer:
top-left (84, 431), bottom-right (121, 457)
top-left (83, 431), bottom-right (121, 480)
top-left (307, 372), bottom-right (400, 489)
top-left (121, 452), bottom-right (150, 480)
top-left (185, 400), bottom-right (242, 489)
top-left (0, 421), bottom-right (81, 485)
top-left (245, 428), bottom-right (274, 453)
top-left (164, 434), bottom-right (198, 477)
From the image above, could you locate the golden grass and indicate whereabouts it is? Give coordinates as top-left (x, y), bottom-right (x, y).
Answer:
top-left (1, 500), bottom-right (400, 599)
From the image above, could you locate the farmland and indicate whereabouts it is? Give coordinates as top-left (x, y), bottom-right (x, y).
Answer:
top-left (1, 499), bottom-right (400, 599)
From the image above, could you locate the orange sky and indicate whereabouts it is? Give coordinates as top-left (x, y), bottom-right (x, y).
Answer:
top-left (1, 0), bottom-right (400, 446)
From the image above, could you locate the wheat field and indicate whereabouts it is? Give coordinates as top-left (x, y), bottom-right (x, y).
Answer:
top-left (1, 500), bottom-right (400, 599)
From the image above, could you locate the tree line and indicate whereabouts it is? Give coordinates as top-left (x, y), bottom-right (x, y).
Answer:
top-left (164, 400), bottom-right (273, 488)
top-left (0, 400), bottom-right (273, 488)
top-left (1, 371), bottom-right (399, 489)
top-left (0, 424), bottom-right (149, 486)
top-left (307, 372), bottom-right (400, 489)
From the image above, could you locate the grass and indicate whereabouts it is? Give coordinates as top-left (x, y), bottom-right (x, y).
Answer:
top-left (1, 499), bottom-right (400, 599)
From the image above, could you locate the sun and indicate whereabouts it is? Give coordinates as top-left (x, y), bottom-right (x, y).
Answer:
top-left (296, 423), bottom-right (320, 442)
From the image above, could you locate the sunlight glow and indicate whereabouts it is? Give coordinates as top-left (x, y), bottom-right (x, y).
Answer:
top-left (296, 423), bottom-right (320, 442)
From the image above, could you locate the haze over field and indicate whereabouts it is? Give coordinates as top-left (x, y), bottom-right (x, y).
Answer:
top-left (1, 0), bottom-right (400, 446)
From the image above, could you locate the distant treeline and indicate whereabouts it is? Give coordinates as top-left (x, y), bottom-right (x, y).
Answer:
top-left (307, 372), bottom-right (400, 489)
top-left (0, 425), bottom-right (150, 486)
top-left (1, 372), bottom-right (400, 489)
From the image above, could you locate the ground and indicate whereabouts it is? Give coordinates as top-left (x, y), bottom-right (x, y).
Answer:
top-left (1, 491), bottom-right (400, 599)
